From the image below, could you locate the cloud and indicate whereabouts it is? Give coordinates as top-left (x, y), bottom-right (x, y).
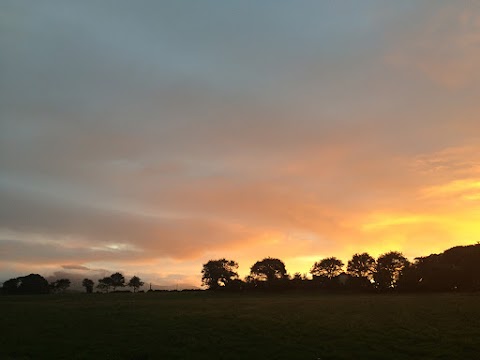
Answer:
top-left (61, 264), bottom-right (90, 270)
top-left (1, 1), bottom-right (480, 285)
top-left (386, 5), bottom-right (480, 89)
top-left (0, 186), bottom-right (258, 262)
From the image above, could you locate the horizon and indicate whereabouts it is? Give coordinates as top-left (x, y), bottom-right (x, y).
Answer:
top-left (0, 242), bottom-right (476, 289)
top-left (2, 1), bottom-right (480, 288)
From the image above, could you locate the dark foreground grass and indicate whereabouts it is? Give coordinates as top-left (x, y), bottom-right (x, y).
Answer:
top-left (0, 292), bottom-right (479, 359)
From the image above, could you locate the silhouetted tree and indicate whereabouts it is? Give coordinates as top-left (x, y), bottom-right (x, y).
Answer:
top-left (412, 255), bottom-right (452, 291)
top-left (310, 257), bottom-right (344, 279)
top-left (344, 275), bottom-right (373, 291)
top-left (347, 253), bottom-right (376, 279)
top-left (1, 277), bottom-right (21, 294)
top-left (127, 276), bottom-right (144, 292)
top-left (244, 275), bottom-right (257, 289)
top-left (290, 272), bottom-right (308, 290)
top-left (201, 259), bottom-right (239, 290)
top-left (82, 278), bottom-right (94, 293)
top-left (50, 278), bottom-right (71, 293)
top-left (224, 278), bottom-right (245, 291)
top-left (434, 244), bottom-right (480, 291)
top-left (110, 272), bottom-right (125, 291)
top-left (292, 272), bottom-right (303, 281)
top-left (396, 244), bottom-right (480, 292)
top-left (97, 277), bottom-right (113, 293)
top-left (374, 251), bottom-right (409, 290)
top-left (250, 258), bottom-right (287, 282)
top-left (2, 274), bottom-right (50, 295)
top-left (395, 262), bottom-right (423, 292)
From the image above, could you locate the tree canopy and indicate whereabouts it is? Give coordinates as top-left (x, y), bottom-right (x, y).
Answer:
top-left (82, 278), bottom-right (94, 293)
top-left (1, 274), bottom-right (49, 295)
top-left (97, 277), bottom-right (114, 293)
top-left (50, 278), bottom-right (71, 293)
top-left (374, 251), bottom-right (409, 290)
top-left (202, 259), bottom-right (239, 290)
top-left (310, 257), bottom-right (344, 279)
top-left (110, 272), bottom-right (126, 291)
top-left (347, 253), bottom-right (376, 279)
top-left (128, 276), bottom-right (144, 292)
top-left (250, 258), bottom-right (287, 282)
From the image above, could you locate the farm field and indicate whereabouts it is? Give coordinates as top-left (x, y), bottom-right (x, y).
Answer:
top-left (1, 292), bottom-right (479, 360)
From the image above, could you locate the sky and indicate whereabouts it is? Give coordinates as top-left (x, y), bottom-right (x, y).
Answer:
top-left (1, 1), bottom-right (480, 288)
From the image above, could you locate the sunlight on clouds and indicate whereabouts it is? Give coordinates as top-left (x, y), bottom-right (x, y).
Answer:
top-left (361, 235), bottom-right (406, 258)
top-left (89, 242), bottom-right (144, 255)
top-left (462, 193), bottom-right (480, 201)
top-left (421, 179), bottom-right (480, 199)
top-left (361, 214), bottom-right (435, 231)
top-left (413, 144), bottom-right (480, 176)
top-left (358, 209), bottom-right (480, 258)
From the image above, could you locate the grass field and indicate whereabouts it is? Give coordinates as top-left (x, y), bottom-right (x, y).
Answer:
top-left (1, 292), bottom-right (479, 359)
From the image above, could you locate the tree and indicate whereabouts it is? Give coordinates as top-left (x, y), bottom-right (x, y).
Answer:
top-left (97, 277), bottom-right (113, 293)
top-left (201, 259), bottom-right (239, 290)
top-left (244, 275), bottom-right (257, 290)
top-left (347, 253), bottom-right (376, 279)
top-left (395, 262), bottom-right (423, 292)
top-left (224, 278), bottom-right (245, 292)
top-left (396, 244), bottom-right (480, 292)
top-left (250, 258), bottom-right (287, 282)
top-left (310, 257), bottom-right (344, 279)
top-left (1, 274), bottom-right (49, 295)
top-left (1, 278), bottom-right (21, 294)
top-left (19, 274), bottom-right (50, 294)
top-left (291, 272), bottom-right (307, 290)
top-left (433, 244), bottom-right (480, 291)
top-left (374, 251), bottom-right (409, 290)
top-left (82, 278), bottom-right (94, 293)
top-left (292, 272), bottom-right (303, 281)
top-left (110, 272), bottom-right (125, 291)
top-left (57, 279), bottom-right (70, 292)
top-left (127, 276), bottom-right (144, 292)
top-left (50, 278), bottom-right (71, 293)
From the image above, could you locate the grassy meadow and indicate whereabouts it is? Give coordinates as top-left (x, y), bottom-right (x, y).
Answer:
top-left (1, 292), bottom-right (479, 359)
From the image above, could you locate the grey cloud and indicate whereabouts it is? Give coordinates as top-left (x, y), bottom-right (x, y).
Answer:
top-left (0, 239), bottom-right (138, 265)
top-left (0, 183), bottom-right (257, 262)
top-left (2, 1), bottom-right (470, 205)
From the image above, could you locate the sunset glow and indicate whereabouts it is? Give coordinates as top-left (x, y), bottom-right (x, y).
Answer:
top-left (1, 1), bottom-right (480, 288)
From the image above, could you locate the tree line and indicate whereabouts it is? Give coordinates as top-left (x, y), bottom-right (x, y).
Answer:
top-left (201, 243), bottom-right (480, 292)
top-left (2, 243), bottom-right (479, 295)
top-left (1, 272), bottom-right (145, 295)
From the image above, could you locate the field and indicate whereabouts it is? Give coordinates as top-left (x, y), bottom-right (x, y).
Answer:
top-left (1, 292), bottom-right (479, 360)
